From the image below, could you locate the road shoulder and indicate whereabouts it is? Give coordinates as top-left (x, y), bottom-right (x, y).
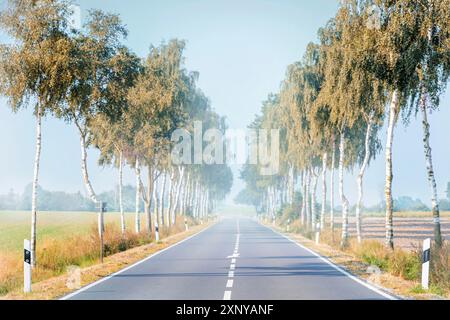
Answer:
top-left (260, 221), bottom-right (446, 300)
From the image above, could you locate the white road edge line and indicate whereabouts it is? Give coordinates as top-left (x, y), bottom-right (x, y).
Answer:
top-left (259, 222), bottom-right (398, 301)
top-left (60, 222), bottom-right (217, 300)
top-left (223, 291), bottom-right (232, 300)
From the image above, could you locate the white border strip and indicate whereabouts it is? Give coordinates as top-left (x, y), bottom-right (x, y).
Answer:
top-left (223, 290), bottom-right (231, 300)
top-left (260, 222), bottom-right (398, 300)
top-left (60, 223), bottom-right (216, 300)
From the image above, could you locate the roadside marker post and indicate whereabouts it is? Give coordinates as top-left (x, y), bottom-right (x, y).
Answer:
top-left (185, 218), bottom-right (189, 231)
top-left (315, 223), bottom-right (320, 244)
top-left (24, 239), bottom-right (31, 293)
top-left (421, 238), bottom-right (431, 290)
top-left (97, 202), bottom-right (107, 263)
top-left (155, 223), bottom-right (160, 241)
top-left (286, 219), bottom-right (290, 232)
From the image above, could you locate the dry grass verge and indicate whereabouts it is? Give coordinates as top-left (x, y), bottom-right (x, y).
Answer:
top-left (1, 218), bottom-right (213, 300)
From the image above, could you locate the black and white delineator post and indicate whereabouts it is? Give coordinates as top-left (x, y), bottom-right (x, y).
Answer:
top-left (155, 222), bottom-right (160, 241)
top-left (286, 219), bottom-right (291, 232)
top-left (24, 239), bottom-right (31, 293)
top-left (97, 202), bottom-right (107, 263)
top-left (184, 218), bottom-right (189, 231)
top-left (421, 238), bottom-right (431, 290)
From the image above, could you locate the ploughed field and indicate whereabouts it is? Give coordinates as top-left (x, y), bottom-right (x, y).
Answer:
top-left (343, 215), bottom-right (450, 251)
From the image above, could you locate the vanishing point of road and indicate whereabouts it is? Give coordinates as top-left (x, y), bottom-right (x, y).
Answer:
top-left (63, 217), bottom-right (396, 300)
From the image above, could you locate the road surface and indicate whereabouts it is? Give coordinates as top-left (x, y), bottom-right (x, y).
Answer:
top-left (63, 217), bottom-right (395, 300)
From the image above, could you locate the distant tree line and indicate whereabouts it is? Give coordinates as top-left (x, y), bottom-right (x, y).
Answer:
top-left (236, 188), bottom-right (450, 214)
top-left (0, 184), bottom-right (148, 212)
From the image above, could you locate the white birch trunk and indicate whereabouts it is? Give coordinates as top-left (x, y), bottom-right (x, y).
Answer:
top-left (76, 120), bottom-right (102, 236)
top-left (300, 170), bottom-right (306, 225)
top-left (202, 187), bottom-right (207, 218)
top-left (78, 126), bottom-right (99, 204)
top-left (118, 150), bottom-right (125, 235)
top-left (330, 137), bottom-right (336, 233)
top-left (167, 168), bottom-right (175, 226)
top-left (181, 173), bottom-right (188, 216)
top-left (321, 153), bottom-right (328, 230)
top-left (420, 89), bottom-right (442, 246)
top-left (271, 186), bottom-right (276, 225)
top-left (192, 181), bottom-right (197, 218)
top-left (152, 174), bottom-right (159, 241)
top-left (201, 188), bottom-right (206, 218)
top-left (339, 133), bottom-right (350, 248)
top-left (356, 115), bottom-right (374, 243)
top-left (305, 170), bottom-right (311, 227)
top-left (199, 184), bottom-right (203, 219)
top-left (146, 166), bottom-right (154, 235)
top-left (159, 172), bottom-right (166, 226)
top-left (385, 90), bottom-right (398, 250)
top-left (192, 182), bottom-right (196, 218)
top-left (205, 190), bottom-right (210, 216)
top-left (181, 172), bottom-right (190, 216)
top-left (30, 105), bottom-right (42, 267)
top-left (198, 185), bottom-right (203, 219)
top-left (135, 157), bottom-right (141, 233)
top-left (188, 179), bottom-right (194, 215)
top-left (289, 164), bottom-right (295, 205)
top-left (311, 168), bottom-right (318, 230)
top-left (172, 167), bottom-right (184, 224)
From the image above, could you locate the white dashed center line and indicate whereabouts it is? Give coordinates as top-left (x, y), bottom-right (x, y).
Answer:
top-left (223, 219), bottom-right (240, 300)
top-left (223, 291), bottom-right (232, 300)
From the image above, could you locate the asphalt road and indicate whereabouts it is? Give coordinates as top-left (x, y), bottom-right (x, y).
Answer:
top-left (63, 217), bottom-right (395, 300)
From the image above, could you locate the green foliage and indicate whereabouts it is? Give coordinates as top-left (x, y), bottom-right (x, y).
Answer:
top-left (0, 184), bottom-right (145, 212)
top-left (0, 0), bottom-right (75, 114)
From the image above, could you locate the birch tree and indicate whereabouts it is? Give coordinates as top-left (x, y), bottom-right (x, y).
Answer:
top-left (410, 0), bottom-right (450, 247)
top-left (0, 0), bottom-right (74, 266)
top-left (350, 0), bottom-right (439, 249)
top-left (89, 49), bottom-right (141, 235)
top-left (55, 11), bottom-right (133, 238)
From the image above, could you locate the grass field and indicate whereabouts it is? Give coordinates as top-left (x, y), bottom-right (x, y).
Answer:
top-left (0, 211), bottom-right (146, 253)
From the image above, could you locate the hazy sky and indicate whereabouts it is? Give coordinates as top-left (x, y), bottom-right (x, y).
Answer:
top-left (0, 0), bottom-right (449, 207)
